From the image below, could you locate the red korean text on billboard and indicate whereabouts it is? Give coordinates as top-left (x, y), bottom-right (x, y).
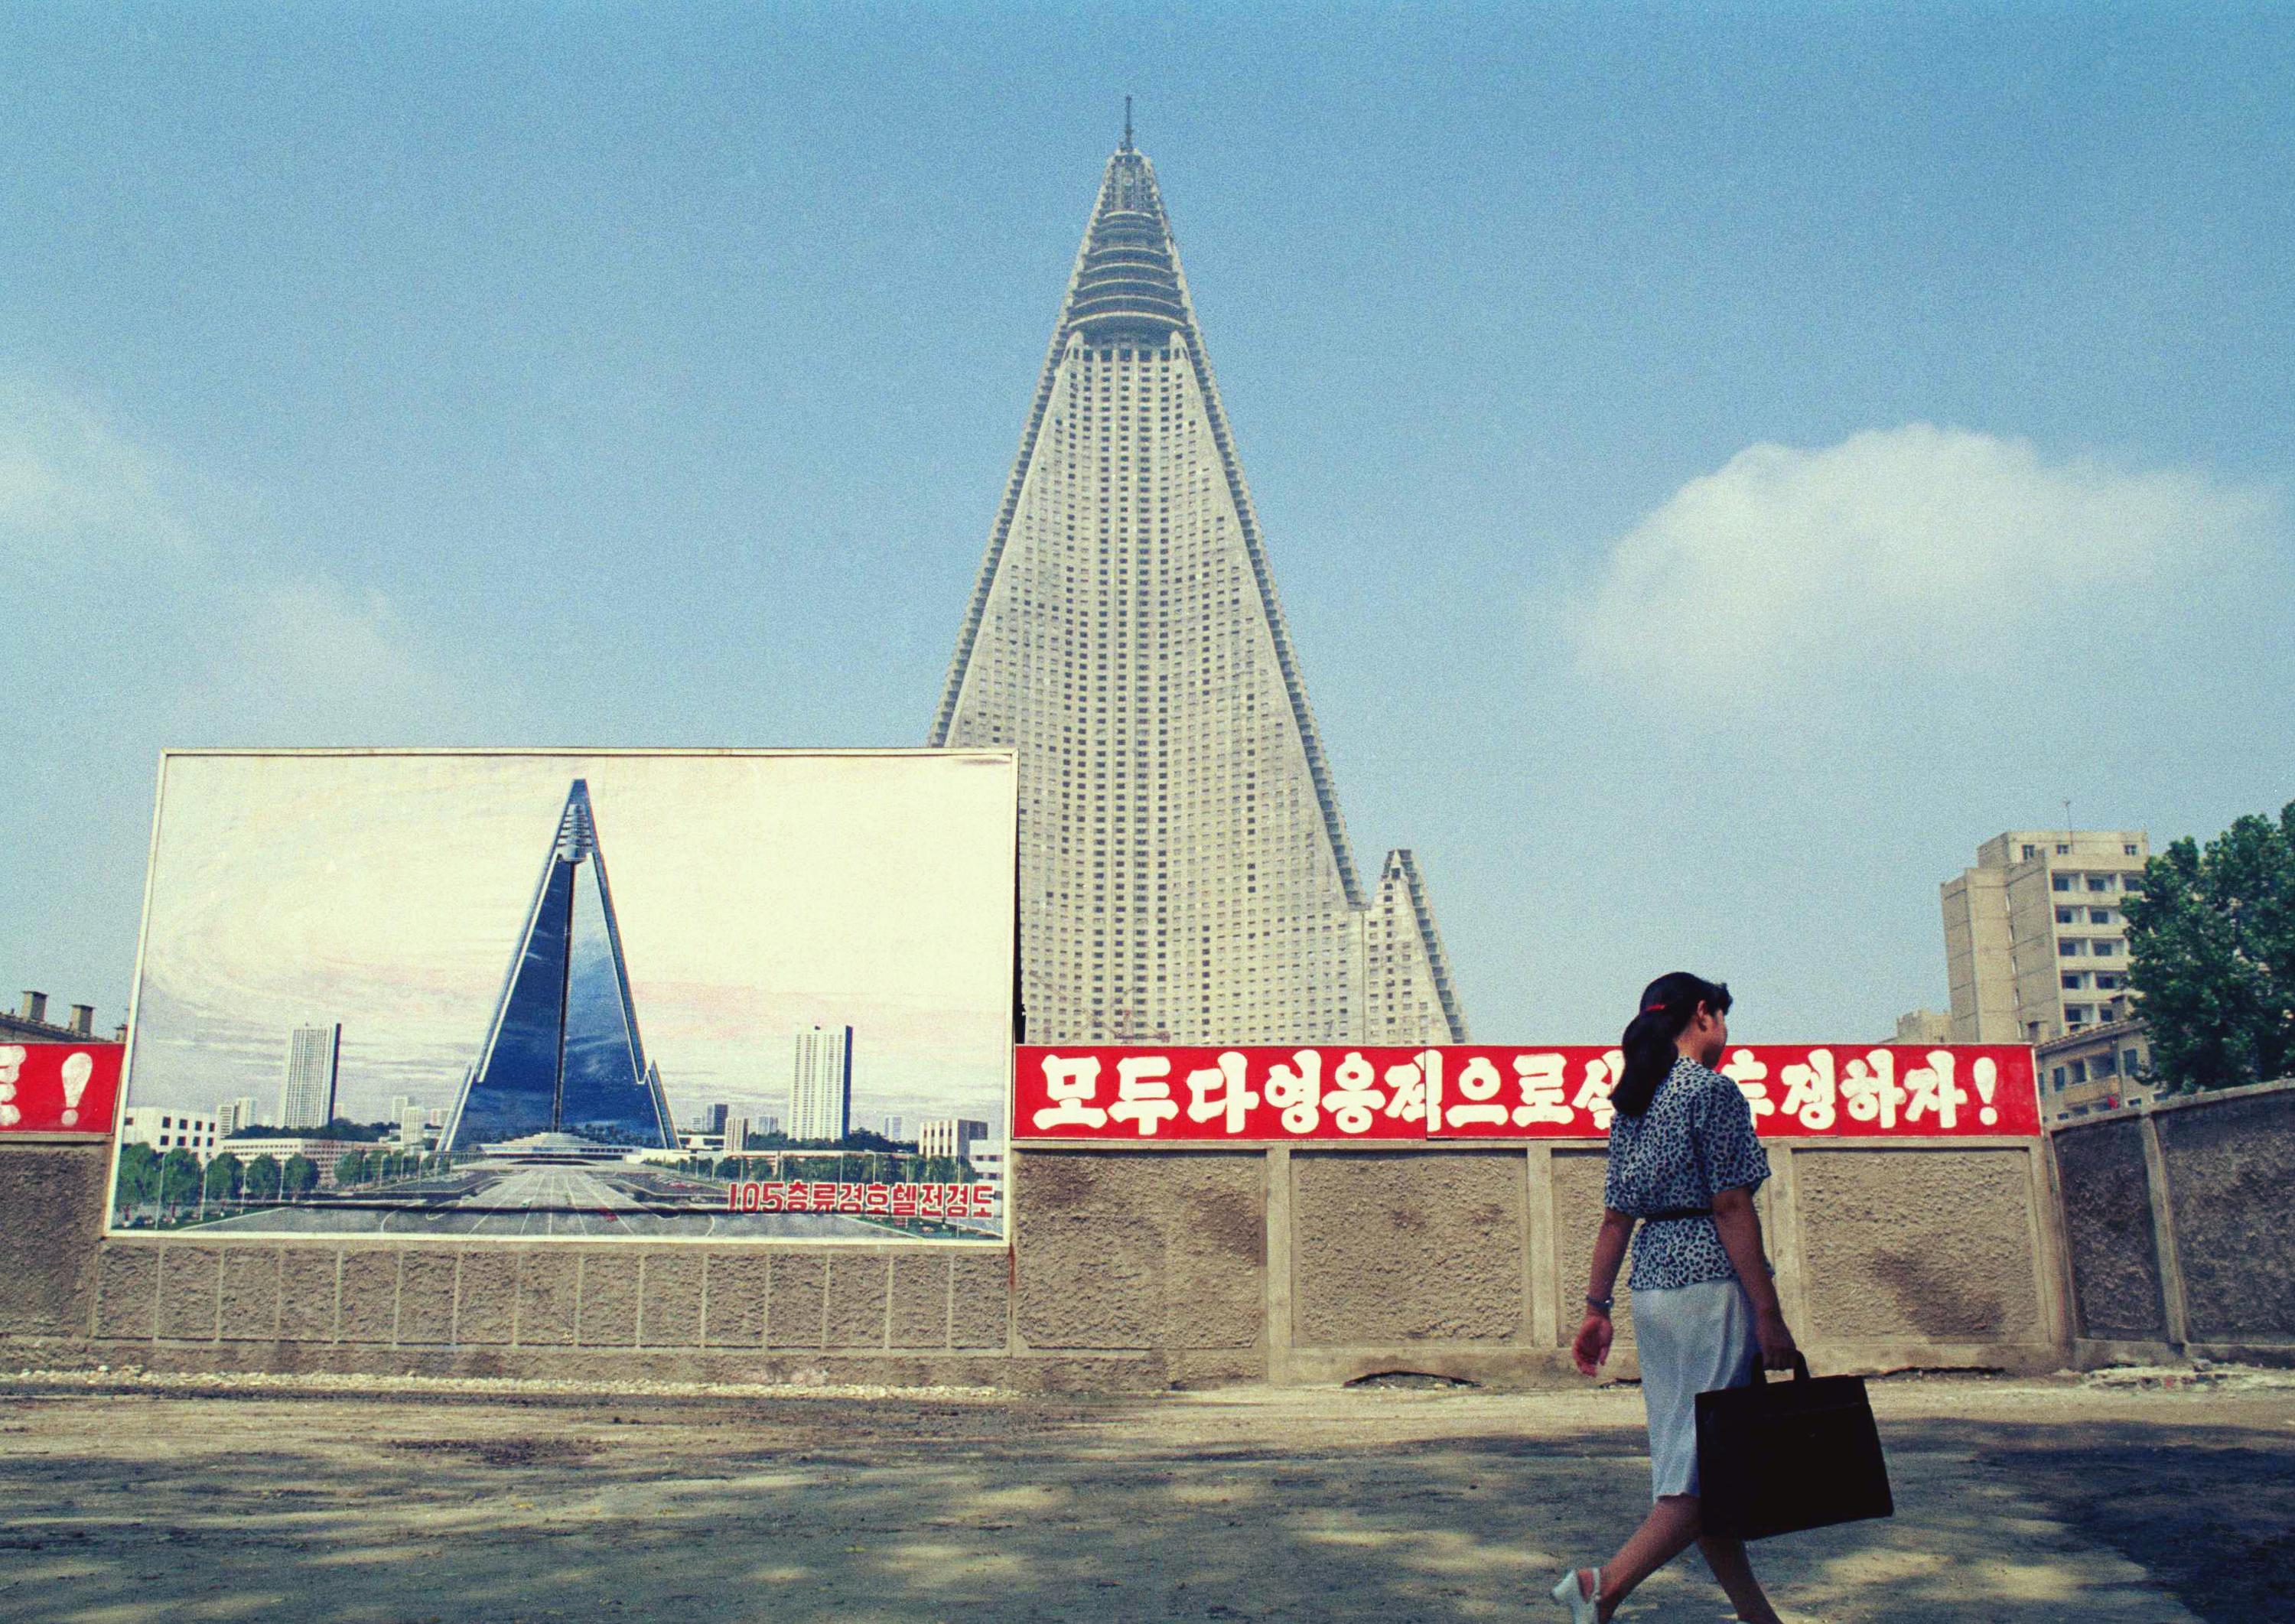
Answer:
top-left (1013, 1044), bottom-right (2040, 1143)
top-left (0, 1041), bottom-right (123, 1136)
top-left (724, 1180), bottom-right (998, 1221)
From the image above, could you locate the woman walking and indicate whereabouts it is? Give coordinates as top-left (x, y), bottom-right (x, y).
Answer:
top-left (1551, 972), bottom-right (1798, 1624)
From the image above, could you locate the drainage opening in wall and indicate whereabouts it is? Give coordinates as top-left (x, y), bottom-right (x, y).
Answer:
top-left (1343, 1371), bottom-right (1479, 1391)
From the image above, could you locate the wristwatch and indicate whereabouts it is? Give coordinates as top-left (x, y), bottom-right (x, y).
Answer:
top-left (1585, 1294), bottom-right (1614, 1313)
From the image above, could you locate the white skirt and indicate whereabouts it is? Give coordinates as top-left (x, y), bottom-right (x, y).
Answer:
top-left (1633, 1277), bottom-right (1760, 1499)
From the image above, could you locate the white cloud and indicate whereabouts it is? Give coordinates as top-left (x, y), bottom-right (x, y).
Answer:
top-left (0, 373), bottom-right (482, 744)
top-left (0, 373), bottom-right (200, 564)
top-left (1571, 424), bottom-right (2282, 704)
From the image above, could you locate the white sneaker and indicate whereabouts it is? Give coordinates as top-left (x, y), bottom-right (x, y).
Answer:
top-left (1549, 1566), bottom-right (1600, 1623)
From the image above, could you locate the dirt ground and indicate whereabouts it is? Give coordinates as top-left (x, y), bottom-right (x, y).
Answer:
top-left (1, 1369), bottom-right (2289, 1624)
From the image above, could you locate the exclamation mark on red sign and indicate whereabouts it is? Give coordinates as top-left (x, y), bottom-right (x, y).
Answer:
top-left (59, 1051), bottom-right (94, 1128)
top-left (1972, 1057), bottom-right (1999, 1127)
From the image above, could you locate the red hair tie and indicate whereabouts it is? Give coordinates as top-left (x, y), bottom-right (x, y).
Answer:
top-left (1643, 1002), bottom-right (1668, 1013)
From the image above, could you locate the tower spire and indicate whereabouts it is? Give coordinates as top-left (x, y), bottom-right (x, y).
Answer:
top-left (1122, 94), bottom-right (1133, 151)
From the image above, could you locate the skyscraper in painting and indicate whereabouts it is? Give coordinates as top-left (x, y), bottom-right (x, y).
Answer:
top-left (438, 780), bottom-right (677, 1152)
top-left (278, 1024), bottom-right (340, 1129)
top-left (788, 1024), bottom-right (853, 1143)
top-left (930, 124), bottom-right (1467, 1044)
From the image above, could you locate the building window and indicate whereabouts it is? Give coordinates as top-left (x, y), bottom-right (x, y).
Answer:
top-left (2066, 1005), bottom-right (2091, 1025)
top-left (2070, 1059), bottom-right (2088, 1083)
top-left (2090, 907), bottom-right (2113, 924)
top-left (2056, 907), bottom-right (2075, 924)
top-left (2093, 939), bottom-right (2117, 955)
top-left (2057, 844), bottom-right (2071, 854)
top-left (2022, 845), bottom-right (2037, 858)
top-left (2095, 1051), bottom-right (2118, 1078)
top-left (2124, 844), bottom-right (2138, 856)
top-left (2124, 1048), bottom-right (2142, 1074)
top-left (2089, 874), bottom-right (2114, 892)
top-left (2053, 875), bottom-right (2073, 892)
top-left (2059, 939), bottom-right (2082, 956)
top-left (2062, 973), bottom-right (2083, 990)
top-left (2052, 1066), bottom-right (2067, 1090)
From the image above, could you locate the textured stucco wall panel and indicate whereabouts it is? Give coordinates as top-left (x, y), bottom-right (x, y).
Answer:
top-left (396, 1251), bottom-right (458, 1344)
top-left (217, 1248), bottom-right (282, 1341)
top-left (516, 1253), bottom-right (578, 1346)
top-left (2157, 1089), bottom-right (2295, 1342)
top-left (1799, 1149), bottom-right (2040, 1342)
top-left (0, 1144), bottom-right (106, 1336)
top-left (767, 1254), bottom-right (827, 1348)
top-left (2050, 1121), bottom-right (2165, 1339)
top-left (338, 1251), bottom-right (399, 1343)
top-left (949, 1248), bottom-right (1010, 1349)
top-left (454, 1251), bottom-right (517, 1345)
top-left (1291, 1152), bottom-right (1525, 1346)
top-left (702, 1254), bottom-right (768, 1347)
top-left (1015, 1152), bottom-right (1263, 1349)
top-left (276, 1249), bottom-right (340, 1342)
top-left (1551, 1152), bottom-right (1633, 1348)
top-left (825, 1255), bottom-right (890, 1347)
top-left (156, 1246), bottom-right (220, 1341)
top-left (576, 1255), bottom-right (640, 1346)
top-left (890, 1254), bottom-right (951, 1347)
top-left (93, 1245), bottom-right (159, 1340)
top-left (639, 1254), bottom-right (703, 1348)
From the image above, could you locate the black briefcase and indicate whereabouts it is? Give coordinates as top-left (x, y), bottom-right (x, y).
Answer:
top-left (1695, 1356), bottom-right (1893, 1541)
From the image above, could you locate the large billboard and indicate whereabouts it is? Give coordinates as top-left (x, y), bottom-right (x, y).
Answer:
top-left (108, 750), bottom-right (1017, 1243)
top-left (1014, 1043), bottom-right (2042, 1142)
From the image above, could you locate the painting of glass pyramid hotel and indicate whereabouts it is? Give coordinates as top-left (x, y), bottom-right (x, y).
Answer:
top-left (107, 750), bottom-right (1017, 1243)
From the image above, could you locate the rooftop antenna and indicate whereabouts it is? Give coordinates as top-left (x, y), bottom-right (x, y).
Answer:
top-left (1122, 94), bottom-right (1134, 151)
top-left (2064, 798), bottom-right (2074, 838)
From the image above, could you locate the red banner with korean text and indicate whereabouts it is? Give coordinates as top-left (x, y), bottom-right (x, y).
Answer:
top-left (0, 1041), bottom-right (123, 1136)
top-left (1013, 1044), bottom-right (2039, 1143)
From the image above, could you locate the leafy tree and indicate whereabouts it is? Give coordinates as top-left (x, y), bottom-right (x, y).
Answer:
top-left (714, 1157), bottom-right (742, 1180)
top-left (159, 1147), bottom-right (203, 1209)
top-left (2125, 801), bottom-right (2295, 1093)
top-left (203, 1151), bottom-right (244, 1203)
top-left (334, 1149), bottom-right (369, 1186)
top-left (115, 1143), bottom-right (161, 1213)
top-left (244, 1154), bottom-right (282, 1200)
top-left (281, 1155), bottom-right (319, 1199)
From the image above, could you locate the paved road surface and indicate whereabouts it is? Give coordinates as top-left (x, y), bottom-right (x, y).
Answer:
top-left (190, 1163), bottom-right (890, 1238)
top-left (0, 1372), bottom-right (2286, 1622)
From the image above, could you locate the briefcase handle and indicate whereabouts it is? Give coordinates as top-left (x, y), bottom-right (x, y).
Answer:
top-left (1753, 1353), bottom-right (1814, 1385)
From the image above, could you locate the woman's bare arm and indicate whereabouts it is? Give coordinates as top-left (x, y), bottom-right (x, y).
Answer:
top-left (1570, 1208), bottom-right (1637, 1375)
top-left (1711, 1185), bottom-right (1797, 1368)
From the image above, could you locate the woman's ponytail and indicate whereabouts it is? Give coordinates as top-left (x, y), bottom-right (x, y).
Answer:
top-left (1610, 971), bottom-right (1732, 1117)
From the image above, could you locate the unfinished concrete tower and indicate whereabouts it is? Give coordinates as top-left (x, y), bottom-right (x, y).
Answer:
top-left (932, 126), bottom-right (1466, 1046)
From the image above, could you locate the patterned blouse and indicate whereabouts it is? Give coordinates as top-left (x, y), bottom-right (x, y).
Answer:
top-left (1603, 1056), bottom-right (1771, 1292)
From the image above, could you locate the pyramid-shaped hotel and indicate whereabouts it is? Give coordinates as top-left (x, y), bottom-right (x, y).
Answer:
top-left (933, 124), bottom-right (1467, 1046)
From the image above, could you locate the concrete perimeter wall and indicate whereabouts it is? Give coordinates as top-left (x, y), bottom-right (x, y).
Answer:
top-left (0, 1134), bottom-right (2069, 1388)
top-left (2053, 1076), bottom-right (2295, 1368)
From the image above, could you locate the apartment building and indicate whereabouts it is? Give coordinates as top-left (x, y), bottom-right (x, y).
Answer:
top-left (1943, 829), bottom-right (2150, 1046)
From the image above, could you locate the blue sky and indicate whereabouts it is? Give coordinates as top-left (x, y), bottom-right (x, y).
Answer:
top-left (5, 5), bottom-right (2290, 1043)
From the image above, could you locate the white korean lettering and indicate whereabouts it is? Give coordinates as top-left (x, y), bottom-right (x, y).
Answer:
top-left (1184, 1051), bottom-right (1259, 1134)
top-left (1903, 1050), bottom-right (1964, 1131)
top-left (1779, 1049), bottom-right (1838, 1131)
top-left (1382, 1053), bottom-right (1430, 1124)
top-left (1030, 1053), bottom-right (1108, 1132)
top-left (1841, 1050), bottom-right (1906, 1130)
top-left (1107, 1055), bottom-right (1180, 1135)
top-left (1510, 1053), bottom-right (1573, 1127)
top-left (1720, 1048), bottom-right (1776, 1118)
top-left (1265, 1050), bottom-right (1323, 1135)
top-left (1322, 1051), bottom-right (1387, 1134)
top-left (0, 1044), bottom-right (22, 1128)
top-left (1444, 1055), bottom-right (1508, 1129)
top-left (1572, 1050), bottom-right (1624, 1132)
